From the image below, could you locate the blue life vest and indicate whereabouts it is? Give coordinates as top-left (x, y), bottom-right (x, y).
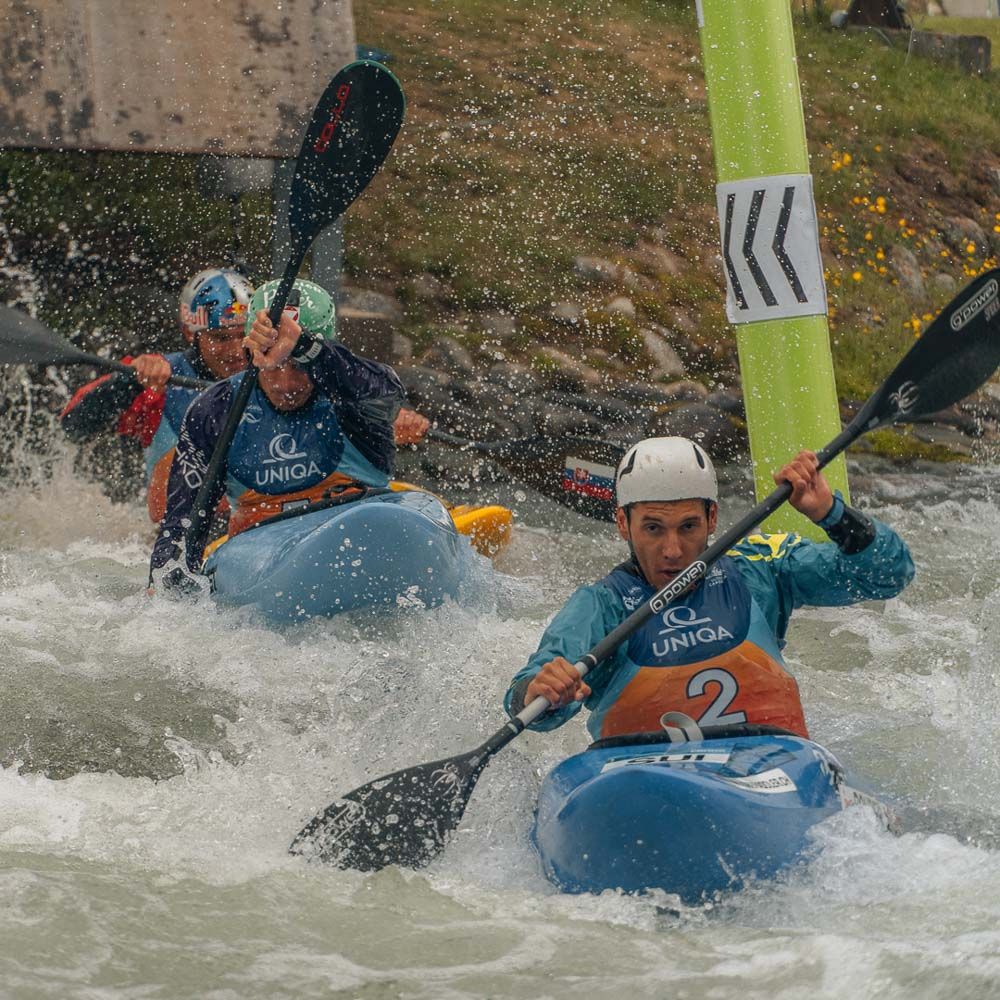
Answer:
top-left (222, 373), bottom-right (388, 505)
top-left (594, 560), bottom-right (808, 738)
top-left (143, 351), bottom-right (205, 481)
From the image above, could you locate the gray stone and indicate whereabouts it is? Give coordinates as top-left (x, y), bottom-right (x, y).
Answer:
top-left (607, 296), bottom-right (636, 318)
top-left (422, 335), bottom-right (476, 377)
top-left (990, 166), bottom-right (1000, 197)
top-left (409, 273), bottom-right (448, 302)
top-left (890, 245), bottom-right (925, 298)
top-left (524, 399), bottom-right (605, 438)
top-left (617, 379), bottom-right (709, 406)
top-left (912, 404), bottom-right (983, 437)
top-left (395, 364), bottom-right (453, 407)
top-left (644, 402), bottom-right (748, 461)
top-left (940, 216), bottom-right (990, 255)
top-left (433, 401), bottom-right (522, 442)
top-left (479, 311), bottom-right (518, 341)
top-left (551, 300), bottom-right (584, 326)
top-left (340, 286), bottom-right (404, 322)
top-left (543, 391), bottom-right (638, 426)
top-left (634, 241), bottom-right (685, 277)
top-left (337, 308), bottom-right (394, 363)
top-left (573, 256), bottom-right (653, 292)
top-left (487, 362), bottom-right (543, 397)
top-left (706, 389), bottom-right (746, 420)
top-left (910, 424), bottom-right (974, 456)
top-left (961, 389), bottom-right (1000, 425)
top-left (391, 332), bottom-right (413, 362)
top-left (639, 326), bottom-right (686, 379)
top-left (534, 347), bottom-right (605, 392)
top-left (930, 272), bottom-right (957, 294)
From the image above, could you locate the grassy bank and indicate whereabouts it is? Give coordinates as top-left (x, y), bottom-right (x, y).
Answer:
top-left (1, 0), bottom-right (997, 407)
top-left (349, 0), bottom-right (1000, 396)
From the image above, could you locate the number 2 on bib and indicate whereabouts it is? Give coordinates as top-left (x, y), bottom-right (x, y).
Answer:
top-left (687, 668), bottom-right (748, 727)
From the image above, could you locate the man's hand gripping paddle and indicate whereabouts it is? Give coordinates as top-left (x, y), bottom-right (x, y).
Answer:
top-left (0, 307), bottom-right (212, 390)
top-left (183, 60), bottom-right (405, 558)
top-left (290, 269), bottom-right (1000, 873)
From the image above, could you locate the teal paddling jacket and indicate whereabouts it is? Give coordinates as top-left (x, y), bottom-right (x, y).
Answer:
top-left (505, 500), bottom-right (914, 741)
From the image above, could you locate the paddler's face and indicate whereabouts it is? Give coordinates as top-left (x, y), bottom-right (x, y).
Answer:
top-left (616, 499), bottom-right (718, 589)
top-left (259, 364), bottom-right (315, 411)
top-left (190, 324), bottom-right (247, 379)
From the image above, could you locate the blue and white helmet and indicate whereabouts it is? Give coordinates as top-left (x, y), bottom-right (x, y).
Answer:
top-left (179, 268), bottom-right (254, 336)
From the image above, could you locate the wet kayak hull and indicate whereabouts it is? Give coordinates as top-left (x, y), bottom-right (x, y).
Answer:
top-left (534, 733), bottom-right (886, 902)
top-left (204, 490), bottom-right (465, 622)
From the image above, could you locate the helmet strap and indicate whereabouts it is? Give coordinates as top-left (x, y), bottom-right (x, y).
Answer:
top-left (621, 504), bottom-right (647, 583)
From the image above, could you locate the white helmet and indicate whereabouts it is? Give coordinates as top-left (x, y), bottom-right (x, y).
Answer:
top-left (615, 437), bottom-right (718, 508)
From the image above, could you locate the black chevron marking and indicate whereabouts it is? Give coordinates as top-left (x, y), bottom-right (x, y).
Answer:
top-left (773, 185), bottom-right (808, 303)
top-left (723, 193), bottom-right (748, 310)
top-left (743, 189), bottom-right (776, 306)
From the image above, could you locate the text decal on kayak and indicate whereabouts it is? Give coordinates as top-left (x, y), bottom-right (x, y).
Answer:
top-left (716, 174), bottom-right (827, 325)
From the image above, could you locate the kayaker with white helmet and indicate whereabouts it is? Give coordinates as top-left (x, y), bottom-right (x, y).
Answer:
top-left (505, 437), bottom-right (915, 740)
top-left (148, 277), bottom-right (404, 590)
top-left (60, 266), bottom-right (254, 521)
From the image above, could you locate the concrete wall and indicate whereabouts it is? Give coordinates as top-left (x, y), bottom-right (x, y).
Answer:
top-left (0, 0), bottom-right (356, 156)
top-left (942, 0), bottom-right (999, 15)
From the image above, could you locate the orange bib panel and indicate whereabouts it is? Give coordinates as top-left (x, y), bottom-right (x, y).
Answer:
top-left (599, 640), bottom-right (809, 739)
top-left (228, 471), bottom-right (363, 537)
top-left (147, 448), bottom-right (174, 524)
top-left (147, 447), bottom-right (231, 525)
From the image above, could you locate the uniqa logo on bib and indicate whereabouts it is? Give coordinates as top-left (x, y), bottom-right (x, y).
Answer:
top-left (256, 433), bottom-right (322, 486)
top-left (653, 605), bottom-right (733, 656)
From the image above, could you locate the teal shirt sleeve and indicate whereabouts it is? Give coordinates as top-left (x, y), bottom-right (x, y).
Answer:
top-left (504, 582), bottom-right (627, 732)
top-left (730, 515), bottom-right (915, 643)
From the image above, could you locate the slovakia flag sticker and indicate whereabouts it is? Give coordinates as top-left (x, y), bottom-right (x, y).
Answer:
top-left (561, 457), bottom-right (616, 501)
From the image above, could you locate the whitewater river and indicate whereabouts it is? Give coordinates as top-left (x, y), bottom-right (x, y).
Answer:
top-left (1, 437), bottom-right (999, 999)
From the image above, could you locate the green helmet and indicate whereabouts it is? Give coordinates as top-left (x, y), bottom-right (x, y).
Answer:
top-left (246, 278), bottom-right (336, 340)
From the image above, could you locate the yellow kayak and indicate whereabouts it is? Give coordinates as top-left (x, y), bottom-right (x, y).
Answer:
top-left (389, 481), bottom-right (512, 558)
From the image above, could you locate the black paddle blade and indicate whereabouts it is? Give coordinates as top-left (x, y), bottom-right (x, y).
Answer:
top-left (289, 746), bottom-right (489, 871)
top-left (858, 268), bottom-right (1000, 431)
top-left (289, 60), bottom-right (404, 246)
top-left (263, 60), bottom-right (405, 327)
top-left (0, 305), bottom-right (88, 366)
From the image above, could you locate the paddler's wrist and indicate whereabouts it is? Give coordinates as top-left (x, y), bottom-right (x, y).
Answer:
top-left (290, 330), bottom-right (324, 367)
top-left (508, 676), bottom-right (533, 716)
top-left (818, 490), bottom-right (877, 554)
top-left (815, 493), bottom-right (844, 529)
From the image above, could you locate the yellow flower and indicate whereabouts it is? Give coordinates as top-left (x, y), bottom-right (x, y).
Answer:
top-left (966, 243), bottom-right (976, 254)
top-left (843, 153), bottom-right (852, 165)
top-left (874, 144), bottom-right (882, 152)
top-left (876, 250), bottom-right (885, 260)
top-left (898, 218), bottom-right (906, 227)
top-left (865, 231), bottom-right (873, 241)
top-left (852, 271), bottom-right (862, 282)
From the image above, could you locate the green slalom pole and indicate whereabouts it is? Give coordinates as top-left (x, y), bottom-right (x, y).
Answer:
top-left (697, 0), bottom-right (849, 538)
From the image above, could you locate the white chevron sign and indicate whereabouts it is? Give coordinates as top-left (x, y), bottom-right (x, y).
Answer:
top-left (716, 173), bottom-right (828, 325)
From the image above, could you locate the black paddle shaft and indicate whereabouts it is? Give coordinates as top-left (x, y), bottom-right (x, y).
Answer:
top-left (289, 268), bottom-right (1000, 873)
top-left (0, 305), bottom-right (211, 390)
top-left (183, 61), bottom-right (405, 558)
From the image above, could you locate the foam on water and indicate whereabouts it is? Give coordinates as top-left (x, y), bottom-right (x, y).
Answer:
top-left (1, 455), bottom-right (1000, 997)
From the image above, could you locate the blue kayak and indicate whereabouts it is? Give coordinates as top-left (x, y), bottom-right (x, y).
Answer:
top-left (203, 489), bottom-right (465, 622)
top-left (534, 726), bottom-right (894, 902)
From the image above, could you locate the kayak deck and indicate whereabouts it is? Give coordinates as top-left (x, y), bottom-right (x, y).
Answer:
top-left (203, 489), bottom-right (466, 622)
top-left (534, 731), bottom-right (885, 902)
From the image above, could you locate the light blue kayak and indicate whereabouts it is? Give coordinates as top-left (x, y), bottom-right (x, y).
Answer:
top-left (203, 489), bottom-right (465, 622)
top-left (534, 726), bottom-right (895, 903)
